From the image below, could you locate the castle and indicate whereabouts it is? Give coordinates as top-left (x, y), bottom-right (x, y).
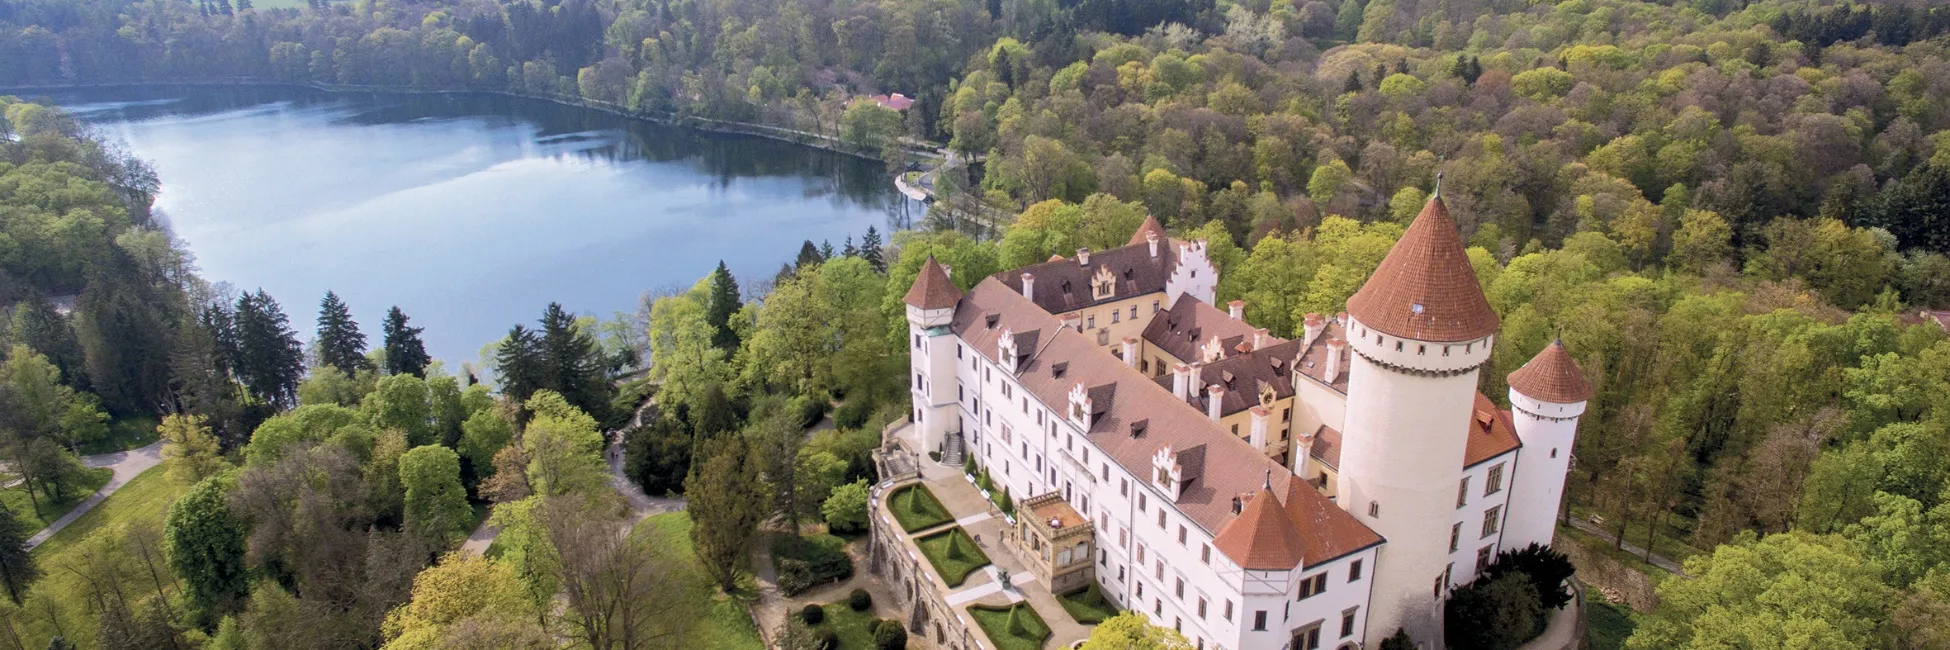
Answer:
top-left (901, 194), bottom-right (1590, 650)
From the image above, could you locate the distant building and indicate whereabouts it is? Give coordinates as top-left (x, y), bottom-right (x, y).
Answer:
top-left (871, 93), bottom-right (915, 111)
top-left (904, 199), bottom-right (1591, 650)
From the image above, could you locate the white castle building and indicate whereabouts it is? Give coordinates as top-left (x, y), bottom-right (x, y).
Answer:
top-left (903, 196), bottom-right (1592, 650)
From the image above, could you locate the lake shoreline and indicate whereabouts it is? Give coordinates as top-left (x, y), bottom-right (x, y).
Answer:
top-left (1, 79), bottom-right (944, 167)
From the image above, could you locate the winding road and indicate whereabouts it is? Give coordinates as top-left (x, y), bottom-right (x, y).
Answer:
top-left (24, 439), bottom-right (165, 550)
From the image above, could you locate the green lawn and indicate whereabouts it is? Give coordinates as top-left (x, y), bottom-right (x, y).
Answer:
top-left (968, 603), bottom-right (1051, 650)
top-left (17, 462), bottom-right (192, 648)
top-left (634, 512), bottom-right (765, 650)
top-left (915, 527), bottom-right (990, 587)
top-left (32, 464), bottom-right (182, 558)
top-left (888, 484), bottom-right (952, 532)
top-left (1584, 586), bottom-right (1637, 650)
top-left (1, 466), bottom-right (111, 533)
top-left (1057, 583), bottom-right (1119, 624)
top-left (810, 602), bottom-right (881, 649)
top-left (79, 414), bottom-right (159, 455)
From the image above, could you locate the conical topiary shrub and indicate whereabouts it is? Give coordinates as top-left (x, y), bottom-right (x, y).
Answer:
top-left (946, 532), bottom-right (967, 560)
top-left (1005, 605), bottom-right (1027, 636)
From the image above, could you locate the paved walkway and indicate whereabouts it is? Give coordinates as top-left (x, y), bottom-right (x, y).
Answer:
top-left (25, 440), bottom-right (164, 549)
top-left (1515, 582), bottom-right (1585, 650)
top-left (1567, 517), bottom-right (1688, 576)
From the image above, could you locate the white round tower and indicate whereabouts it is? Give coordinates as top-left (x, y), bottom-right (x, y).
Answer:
top-left (1502, 340), bottom-right (1592, 552)
top-left (903, 256), bottom-right (962, 456)
top-left (1335, 194), bottom-right (1501, 646)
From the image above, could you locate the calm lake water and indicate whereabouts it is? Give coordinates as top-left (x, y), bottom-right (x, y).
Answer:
top-left (44, 86), bottom-right (915, 367)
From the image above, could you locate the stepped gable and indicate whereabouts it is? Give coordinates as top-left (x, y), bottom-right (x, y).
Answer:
top-left (1129, 214), bottom-right (1169, 246)
top-left (1141, 295), bottom-right (1276, 365)
top-left (1507, 339), bottom-right (1594, 403)
top-left (904, 255), bottom-right (963, 310)
top-left (950, 279), bottom-right (1377, 564)
top-left (994, 241), bottom-right (1179, 314)
top-left (1464, 393), bottom-right (1522, 467)
top-left (1213, 486), bottom-right (1307, 570)
top-left (1345, 196), bottom-right (1499, 342)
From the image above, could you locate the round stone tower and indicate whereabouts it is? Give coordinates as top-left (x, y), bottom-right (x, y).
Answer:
top-left (1503, 339), bottom-right (1593, 552)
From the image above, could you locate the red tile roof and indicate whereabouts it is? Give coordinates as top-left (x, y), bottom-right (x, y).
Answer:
top-left (995, 240), bottom-right (1181, 314)
top-left (1141, 295), bottom-right (1275, 366)
top-left (1464, 393), bottom-right (1522, 468)
top-left (1507, 339), bottom-right (1593, 404)
top-left (903, 256), bottom-right (961, 310)
top-left (1346, 196), bottom-right (1499, 343)
top-left (1213, 487), bottom-right (1307, 570)
top-left (1129, 215), bottom-right (1169, 246)
top-left (1309, 425), bottom-right (1342, 470)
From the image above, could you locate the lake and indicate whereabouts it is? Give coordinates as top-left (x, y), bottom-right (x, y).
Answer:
top-left (42, 86), bottom-right (916, 368)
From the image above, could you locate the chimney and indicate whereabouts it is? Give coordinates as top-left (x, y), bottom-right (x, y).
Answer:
top-left (1252, 328), bottom-right (1269, 351)
top-left (1302, 313), bottom-right (1326, 347)
top-left (1335, 311), bottom-right (1348, 328)
top-left (1021, 272), bottom-right (1035, 302)
top-left (1325, 337), bottom-right (1346, 384)
top-left (1062, 313), bottom-right (1082, 332)
top-left (1147, 231), bottom-right (1160, 258)
top-left (1228, 300), bottom-right (1245, 320)
top-left (1077, 248), bottom-right (1092, 266)
top-left (1172, 363), bottom-right (1192, 400)
top-left (1187, 364), bottom-right (1204, 400)
top-left (1206, 384), bottom-right (1226, 421)
top-left (1294, 426), bottom-right (1317, 479)
top-left (1121, 337), bottom-right (1139, 367)
top-left (1248, 406), bottom-right (1270, 449)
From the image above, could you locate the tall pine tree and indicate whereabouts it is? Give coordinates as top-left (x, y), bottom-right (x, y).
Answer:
top-left (0, 503), bottom-right (39, 605)
top-left (382, 306), bottom-right (431, 378)
top-left (495, 324), bottom-right (544, 403)
top-left (231, 289), bottom-right (304, 409)
top-left (706, 261), bottom-right (743, 352)
top-left (537, 303), bottom-right (609, 420)
top-left (315, 291), bottom-right (368, 375)
top-left (859, 226), bottom-right (885, 272)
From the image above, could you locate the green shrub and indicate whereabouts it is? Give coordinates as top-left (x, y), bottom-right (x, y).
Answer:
top-left (929, 451), bottom-right (941, 462)
top-left (849, 588), bottom-right (872, 611)
top-left (791, 396), bottom-right (830, 429)
top-left (1443, 573), bottom-right (1544, 650)
top-left (834, 399), bottom-right (873, 430)
top-left (823, 480), bottom-right (870, 535)
top-left (802, 603), bottom-right (825, 625)
top-left (817, 627), bottom-right (839, 650)
top-left (873, 619), bottom-right (908, 650)
top-left (774, 535), bottom-right (854, 596)
top-left (963, 457), bottom-right (976, 476)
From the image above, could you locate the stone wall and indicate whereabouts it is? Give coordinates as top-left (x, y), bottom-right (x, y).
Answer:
top-left (1560, 539), bottom-right (1659, 613)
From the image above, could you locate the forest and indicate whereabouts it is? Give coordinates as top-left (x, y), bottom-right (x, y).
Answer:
top-left (1, 0), bottom-right (1949, 647)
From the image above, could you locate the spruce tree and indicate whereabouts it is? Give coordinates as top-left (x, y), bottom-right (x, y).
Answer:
top-left (795, 240), bottom-right (825, 270)
top-left (859, 226), bottom-right (885, 272)
top-left (842, 236), bottom-right (857, 257)
top-left (315, 291), bottom-right (368, 375)
top-left (705, 262), bottom-right (743, 352)
top-left (495, 324), bottom-right (544, 403)
top-left (819, 240), bottom-right (835, 260)
top-left (231, 290), bottom-right (304, 408)
top-left (0, 504), bottom-right (39, 605)
top-left (382, 306), bottom-right (432, 378)
top-left (1344, 70), bottom-right (1363, 93)
top-left (537, 303), bottom-right (608, 419)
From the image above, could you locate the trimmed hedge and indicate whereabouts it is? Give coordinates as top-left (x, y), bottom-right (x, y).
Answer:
top-left (775, 534), bottom-right (854, 596)
top-left (849, 588), bottom-right (873, 611)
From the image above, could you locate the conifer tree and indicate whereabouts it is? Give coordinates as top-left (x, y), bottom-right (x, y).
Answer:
top-left (232, 289), bottom-right (304, 408)
top-left (706, 261), bottom-right (743, 352)
top-left (860, 226), bottom-right (886, 272)
top-left (495, 324), bottom-right (544, 403)
top-left (819, 240), bottom-right (835, 260)
top-left (0, 504), bottom-right (38, 605)
top-left (537, 303), bottom-right (609, 420)
top-left (842, 236), bottom-right (857, 257)
top-left (795, 240), bottom-right (825, 270)
top-left (315, 291), bottom-right (368, 375)
top-left (382, 306), bottom-right (431, 378)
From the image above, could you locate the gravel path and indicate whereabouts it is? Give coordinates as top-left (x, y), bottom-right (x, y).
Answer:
top-left (25, 439), bottom-right (165, 549)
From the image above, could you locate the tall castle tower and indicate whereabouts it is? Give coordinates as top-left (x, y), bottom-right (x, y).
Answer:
top-left (904, 256), bottom-right (962, 455)
top-left (1503, 339), bottom-right (1593, 551)
top-left (1336, 195), bottom-right (1501, 645)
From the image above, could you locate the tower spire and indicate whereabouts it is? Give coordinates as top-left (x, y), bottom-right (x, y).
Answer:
top-left (1433, 171), bottom-right (1443, 198)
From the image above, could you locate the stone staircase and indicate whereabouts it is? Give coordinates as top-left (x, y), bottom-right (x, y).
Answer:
top-left (942, 431), bottom-right (966, 466)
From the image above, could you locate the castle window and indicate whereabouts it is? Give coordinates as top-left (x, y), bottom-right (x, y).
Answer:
top-left (1395, 341), bottom-right (1403, 352)
top-left (1349, 560), bottom-right (1363, 582)
top-left (1152, 301), bottom-right (1160, 313)
top-left (1197, 597), bottom-right (1207, 618)
top-left (1112, 310), bottom-right (1121, 324)
top-left (1368, 501), bottom-right (1380, 518)
top-left (1201, 545), bottom-right (1210, 564)
top-left (1087, 316), bottom-right (1096, 329)
top-left (1450, 523), bottom-right (1461, 552)
top-left (1419, 344), bottom-right (1426, 355)
top-left (957, 344), bottom-right (963, 358)
top-left (1252, 611), bottom-right (1267, 631)
top-left (1157, 510), bottom-right (1166, 529)
top-left (1341, 608), bottom-right (1358, 637)
top-left (1457, 478), bottom-right (1469, 508)
top-left (1551, 448), bottom-right (1558, 458)
top-left (1175, 578), bottom-right (1184, 599)
top-left (1476, 546), bottom-right (1494, 573)
top-left (1130, 306), bottom-right (1137, 319)
top-left (913, 334), bottom-right (921, 349)
top-left (1177, 525), bottom-right (1187, 546)
top-left (1224, 600), bottom-right (1233, 621)
top-left (1482, 505), bottom-right (1502, 538)
top-left (1486, 464), bottom-right (1505, 495)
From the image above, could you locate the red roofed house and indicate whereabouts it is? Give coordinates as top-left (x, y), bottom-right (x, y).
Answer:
top-left (899, 192), bottom-right (1587, 650)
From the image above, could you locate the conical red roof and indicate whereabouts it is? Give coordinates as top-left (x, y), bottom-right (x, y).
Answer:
top-left (904, 256), bottom-right (961, 310)
top-left (1212, 488), bottom-right (1305, 570)
top-left (1346, 196), bottom-right (1498, 342)
top-left (1129, 215), bottom-right (1169, 246)
top-left (1508, 339), bottom-right (1592, 403)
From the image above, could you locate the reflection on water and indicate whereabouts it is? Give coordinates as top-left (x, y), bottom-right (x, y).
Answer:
top-left (40, 85), bottom-right (916, 366)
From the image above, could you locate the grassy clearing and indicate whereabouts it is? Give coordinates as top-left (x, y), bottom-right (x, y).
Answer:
top-left (0, 466), bottom-right (111, 533)
top-left (809, 602), bottom-right (881, 649)
top-left (915, 527), bottom-right (989, 587)
top-left (15, 462), bottom-right (191, 648)
top-left (634, 512), bottom-right (764, 650)
top-left (1568, 505), bottom-right (1706, 564)
top-left (968, 602), bottom-right (1051, 650)
top-left (1560, 525), bottom-right (1672, 577)
top-left (79, 414), bottom-right (159, 455)
top-left (1584, 586), bottom-right (1637, 650)
top-left (1057, 582), bottom-right (1119, 624)
top-left (888, 484), bottom-right (952, 532)
top-left (32, 464), bottom-right (181, 559)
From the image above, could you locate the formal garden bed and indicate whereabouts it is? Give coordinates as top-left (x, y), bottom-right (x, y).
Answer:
top-left (797, 589), bottom-right (907, 650)
top-left (967, 602), bottom-right (1051, 650)
top-left (915, 526), bottom-right (989, 587)
top-left (887, 484), bottom-right (952, 532)
top-left (1056, 583), bottom-right (1119, 624)
top-left (774, 533), bottom-right (854, 596)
